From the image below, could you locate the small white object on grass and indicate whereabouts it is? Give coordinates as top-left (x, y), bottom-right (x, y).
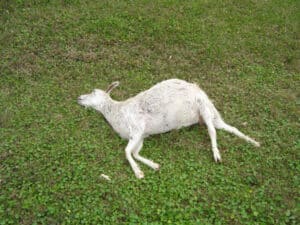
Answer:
top-left (100, 174), bottom-right (111, 181)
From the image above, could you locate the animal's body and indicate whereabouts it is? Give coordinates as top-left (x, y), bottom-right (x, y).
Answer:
top-left (105, 80), bottom-right (206, 139)
top-left (78, 79), bottom-right (260, 178)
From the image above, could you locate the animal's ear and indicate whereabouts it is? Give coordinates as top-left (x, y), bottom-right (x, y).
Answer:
top-left (105, 81), bottom-right (120, 94)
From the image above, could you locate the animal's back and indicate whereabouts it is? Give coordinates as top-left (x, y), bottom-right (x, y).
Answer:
top-left (134, 79), bottom-right (203, 136)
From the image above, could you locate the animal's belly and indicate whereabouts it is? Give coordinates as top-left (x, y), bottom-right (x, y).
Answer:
top-left (145, 108), bottom-right (199, 135)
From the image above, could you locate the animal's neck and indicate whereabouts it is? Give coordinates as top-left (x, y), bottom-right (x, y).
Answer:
top-left (95, 97), bottom-right (122, 125)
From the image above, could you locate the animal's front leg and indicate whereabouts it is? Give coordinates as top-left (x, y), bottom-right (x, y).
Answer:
top-left (125, 136), bottom-right (144, 179)
top-left (133, 141), bottom-right (160, 170)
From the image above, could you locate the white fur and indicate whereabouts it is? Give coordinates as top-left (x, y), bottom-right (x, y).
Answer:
top-left (78, 79), bottom-right (260, 178)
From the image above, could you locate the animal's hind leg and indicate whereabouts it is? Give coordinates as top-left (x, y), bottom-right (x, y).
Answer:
top-left (202, 115), bottom-right (222, 162)
top-left (214, 120), bottom-right (260, 147)
top-left (132, 141), bottom-right (160, 170)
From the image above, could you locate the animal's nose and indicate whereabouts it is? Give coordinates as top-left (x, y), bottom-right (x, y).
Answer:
top-left (78, 96), bottom-right (83, 101)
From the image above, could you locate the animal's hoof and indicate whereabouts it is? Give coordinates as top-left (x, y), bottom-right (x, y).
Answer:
top-left (214, 153), bottom-right (222, 163)
top-left (153, 163), bottom-right (160, 171)
top-left (135, 171), bottom-right (144, 179)
top-left (254, 141), bottom-right (260, 147)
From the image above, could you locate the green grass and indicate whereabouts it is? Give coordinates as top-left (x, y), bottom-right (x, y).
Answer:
top-left (0, 0), bottom-right (299, 224)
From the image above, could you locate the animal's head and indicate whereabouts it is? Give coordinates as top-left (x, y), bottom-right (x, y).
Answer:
top-left (77, 81), bottom-right (119, 108)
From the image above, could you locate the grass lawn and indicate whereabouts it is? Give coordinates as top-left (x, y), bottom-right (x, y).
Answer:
top-left (0, 0), bottom-right (299, 224)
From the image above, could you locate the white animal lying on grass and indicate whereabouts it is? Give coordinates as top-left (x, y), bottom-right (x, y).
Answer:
top-left (78, 79), bottom-right (260, 179)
